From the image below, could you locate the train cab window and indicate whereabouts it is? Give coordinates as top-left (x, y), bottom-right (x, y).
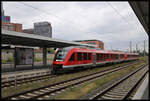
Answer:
top-left (88, 53), bottom-right (91, 60)
top-left (69, 53), bottom-right (75, 61)
top-left (77, 52), bottom-right (82, 61)
top-left (83, 53), bottom-right (87, 60)
top-left (54, 49), bottom-right (68, 61)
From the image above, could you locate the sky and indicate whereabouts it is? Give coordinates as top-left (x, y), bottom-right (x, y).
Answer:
top-left (2, 1), bottom-right (149, 52)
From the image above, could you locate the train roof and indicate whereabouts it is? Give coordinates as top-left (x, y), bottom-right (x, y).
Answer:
top-left (59, 46), bottom-right (139, 55)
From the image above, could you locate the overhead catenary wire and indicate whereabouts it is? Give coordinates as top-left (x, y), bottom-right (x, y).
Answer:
top-left (19, 2), bottom-right (92, 34)
top-left (19, 2), bottom-right (117, 36)
top-left (105, 2), bottom-right (148, 52)
top-left (105, 2), bottom-right (131, 26)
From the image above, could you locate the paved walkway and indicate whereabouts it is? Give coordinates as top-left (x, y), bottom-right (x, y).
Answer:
top-left (2, 63), bottom-right (52, 73)
top-left (132, 73), bottom-right (149, 100)
top-left (2, 68), bottom-right (51, 79)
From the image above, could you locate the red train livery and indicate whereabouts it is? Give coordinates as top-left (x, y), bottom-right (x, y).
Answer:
top-left (52, 46), bottom-right (139, 73)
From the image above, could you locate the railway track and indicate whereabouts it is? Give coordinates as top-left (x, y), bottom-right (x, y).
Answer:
top-left (2, 74), bottom-right (57, 89)
top-left (2, 61), bottom-right (144, 100)
top-left (1, 61), bottom-right (138, 89)
top-left (80, 64), bottom-right (148, 100)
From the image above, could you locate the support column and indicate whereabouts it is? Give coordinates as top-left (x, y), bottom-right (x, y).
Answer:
top-left (32, 48), bottom-right (34, 68)
top-left (14, 47), bottom-right (17, 71)
top-left (43, 47), bottom-right (47, 66)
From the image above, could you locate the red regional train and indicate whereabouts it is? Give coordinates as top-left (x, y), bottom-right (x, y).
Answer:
top-left (52, 46), bottom-right (139, 73)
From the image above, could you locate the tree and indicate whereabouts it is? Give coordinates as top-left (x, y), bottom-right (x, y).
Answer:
top-left (47, 48), bottom-right (55, 54)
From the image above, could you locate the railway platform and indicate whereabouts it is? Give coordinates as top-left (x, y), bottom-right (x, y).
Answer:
top-left (2, 63), bottom-right (52, 73)
top-left (2, 68), bottom-right (51, 82)
top-left (132, 73), bottom-right (149, 100)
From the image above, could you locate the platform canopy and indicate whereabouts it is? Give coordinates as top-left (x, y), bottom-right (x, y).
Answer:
top-left (129, 1), bottom-right (149, 34)
top-left (2, 30), bottom-right (96, 48)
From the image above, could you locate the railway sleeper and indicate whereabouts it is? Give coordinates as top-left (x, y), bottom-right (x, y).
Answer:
top-left (104, 93), bottom-right (125, 98)
top-left (107, 91), bottom-right (126, 96)
top-left (100, 95), bottom-right (123, 100)
top-left (26, 93), bottom-right (37, 97)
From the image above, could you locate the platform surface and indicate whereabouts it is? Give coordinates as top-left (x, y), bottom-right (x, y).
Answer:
top-left (2, 68), bottom-right (51, 78)
top-left (132, 73), bottom-right (149, 100)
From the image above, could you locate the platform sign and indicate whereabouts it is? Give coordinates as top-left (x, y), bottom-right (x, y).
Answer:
top-left (16, 48), bottom-right (33, 65)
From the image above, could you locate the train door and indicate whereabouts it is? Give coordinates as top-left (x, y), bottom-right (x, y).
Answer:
top-left (119, 54), bottom-right (121, 62)
top-left (93, 52), bottom-right (96, 66)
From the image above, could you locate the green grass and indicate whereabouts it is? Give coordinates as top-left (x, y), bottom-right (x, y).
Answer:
top-left (2, 57), bottom-right (14, 64)
top-left (34, 58), bottom-right (43, 62)
top-left (34, 54), bottom-right (53, 62)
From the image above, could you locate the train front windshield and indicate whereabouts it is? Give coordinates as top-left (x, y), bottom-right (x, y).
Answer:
top-left (54, 49), bottom-right (68, 61)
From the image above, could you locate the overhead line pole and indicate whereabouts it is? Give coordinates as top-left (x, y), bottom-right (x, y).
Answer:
top-left (130, 41), bottom-right (132, 53)
top-left (136, 43), bottom-right (138, 53)
top-left (144, 40), bottom-right (146, 62)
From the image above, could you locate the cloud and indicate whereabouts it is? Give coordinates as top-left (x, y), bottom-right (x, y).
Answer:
top-left (2, 1), bottom-right (148, 51)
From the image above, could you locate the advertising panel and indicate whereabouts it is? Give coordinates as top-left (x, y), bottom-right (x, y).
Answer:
top-left (16, 48), bottom-right (33, 65)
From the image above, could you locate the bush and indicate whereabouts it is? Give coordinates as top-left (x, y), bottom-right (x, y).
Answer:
top-left (34, 58), bottom-right (42, 62)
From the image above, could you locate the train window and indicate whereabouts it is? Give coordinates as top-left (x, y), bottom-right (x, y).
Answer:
top-left (96, 53), bottom-right (98, 61)
top-left (54, 49), bottom-right (68, 61)
top-left (111, 54), bottom-right (113, 59)
top-left (128, 55), bottom-right (131, 58)
top-left (98, 53), bottom-right (100, 61)
top-left (107, 54), bottom-right (109, 59)
top-left (88, 53), bottom-right (91, 60)
top-left (96, 53), bottom-right (99, 61)
top-left (120, 54), bottom-right (124, 58)
top-left (116, 54), bottom-right (119, 59)
top-left (114, 54), bottom-right (118, 60)
top-left (104, 54), bottom-right (106, 60)
top-left (77, 52), bottom-right (82, 61)
top-left (100, 53), bottom-right (103, 61)
top-left (69, 53), bottom-right (75, 61)
top-left (83, 52), bottom-right (87, 60)
top-left (114, 54), bottom-right (115, 59)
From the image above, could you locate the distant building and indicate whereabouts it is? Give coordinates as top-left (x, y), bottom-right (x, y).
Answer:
top-left (22, 28), bottom-right (34, 34)
top-left (2, 22), bottom-right (22, 32)
top-left (34, 21), bottom-right (52, 37)
top-left (2, 15), bottom-right (10, 23)
top-left (23, 21), bottom-right (52, 53)
top-left (1, 3), bottom-right (22, 32)
top-left (75, 39), bottom-right (104, 50)
top-left (1, 3), bottom-right (10, 23)
top-left (1, 3), bottom-right (4, 16)
top-left (23, 21), bottom-right (52, 38)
